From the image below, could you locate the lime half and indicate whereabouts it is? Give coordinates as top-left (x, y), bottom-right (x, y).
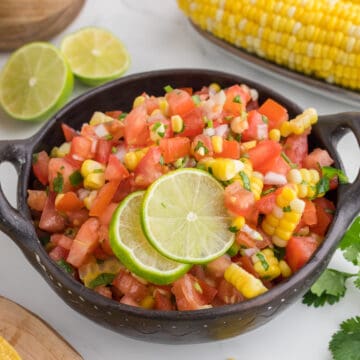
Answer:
top-left (0, 42), bottom-right (73, 121)
top-left (142, 168), bottom-right (235, 264)
top-left (109, 191), bottom-right (191, 285)
top-left (61, 27), bottom-right (130, 86)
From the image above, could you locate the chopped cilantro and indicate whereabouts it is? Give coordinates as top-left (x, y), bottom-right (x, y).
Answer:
top-left (281, 151), bottom-right (297, 168)
top-left (261, 187), bottom-right (276, 196)
top-left (104, 134), bottom-right (113, 141)
top-left (69, 170), bottom-right (83, 186)
top-left (234, 133), bottom-right (242, 142)
top-left (118, 112), bottom-right (128, 120)
top-left (93, 168), bottom-right (104, 174)
top-left (194, 140), bottom-right (209, 154)
top-left (88, 273), bottom-right (116, 289)
top-left (239, 171), bottom-right (251, 191)
top-left (159, 155), bottom-right (165, 166)
top-left (228, 226), bottom-right (239, 233)
top-left (316, 177), bottom-right (330, 195)
top-left (53, 172), bottom-right (64, 193)
top-left (273, 246), bottom-right (286, 260)
top-left (283, 205), bottom-right (291, 212)
top-left (233, 95), bottom-right (242, 103)
top-left (57, 259), bottom-right (75, 275)
top-left (111, 146), bottom-right (117, 154)
top-left (261, 115), bottom-right (269, 124)
top-left (322, 166), bottom-right (349, 184)
top-left (206, 119), bottom-right (214, 128)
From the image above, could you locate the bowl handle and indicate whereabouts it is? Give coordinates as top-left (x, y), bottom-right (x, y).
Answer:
top-left (0, 139), bottom-right (37, 252)
top-left (316, 112), bottom-right (360, 219)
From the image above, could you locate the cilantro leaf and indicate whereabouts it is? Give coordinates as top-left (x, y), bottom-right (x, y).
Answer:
top-left (239, 171), bottom-right (251, 191)
top-left (69, 170), bottom-right (83, 187)
top-left (322, 166), bottom-right (349, 185)
top-left (57, 259), bottom-right (75, 275)
top-left (329, 317), bottom-right (360, 360)
top-left (302, 290), bottom-right (340, 307)
top-left (53, 172), bottom-right (64, 193)
top-left (88, 273), bottom-right (116, 289)
top-left (339, 217), bottom-right (360, 265)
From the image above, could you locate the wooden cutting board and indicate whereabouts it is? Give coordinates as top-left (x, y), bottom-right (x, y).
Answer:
top-left (0, 296), bottom-right (83, 360)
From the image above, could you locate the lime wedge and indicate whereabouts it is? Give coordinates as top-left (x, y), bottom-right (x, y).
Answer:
top-left (109, 191), bottom-right (191, 285)
top-left (61, 27), bottom-right (130, 86)
top-left (0, 42), bottom-right (73, 121)
top-left (142, 169), bottom-right (235, 264)
top-left (0, 335), bottom-right (21, 360)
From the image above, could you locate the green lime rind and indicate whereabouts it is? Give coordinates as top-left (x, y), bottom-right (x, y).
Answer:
top-left (60, 27), bottom-right (130, 87)
top-left (109, 191), bottom-right (190, 285)
top-left (0, 42), bottom-right (73, 121)
top-left (141, 168), bottom-right (235, 264)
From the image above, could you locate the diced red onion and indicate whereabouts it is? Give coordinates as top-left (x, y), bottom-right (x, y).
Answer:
top-left (264, 172), bottom-right (287, 185)
top-left (94, 123), bottom-right (109, 138)
top-left (203, 127), bottom-right (216, 137)
top-left (114, 145), bottom-right (127, 162)
top-left (214, 124), bottom-right (229, 137)
top-left (256, 123), bottom-right (268, 140)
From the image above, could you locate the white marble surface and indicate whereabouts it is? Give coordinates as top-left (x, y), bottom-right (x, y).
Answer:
top-left (0, 1), bottom-right (359, 359)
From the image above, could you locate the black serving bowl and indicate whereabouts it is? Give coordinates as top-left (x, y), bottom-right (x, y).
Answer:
top-left (0, 69), bottom-right (359, 344)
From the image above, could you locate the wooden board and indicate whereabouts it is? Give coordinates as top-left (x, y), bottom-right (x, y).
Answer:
top-left (0, 296), bottom-right (83, 360)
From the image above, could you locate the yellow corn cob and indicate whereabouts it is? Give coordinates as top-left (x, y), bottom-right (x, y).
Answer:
top-left (224, 263), bottom-right (268, 299)
top-left (178, 0), bottom-right (360, 90)
top-left (262, 186), bottom-right (305, 247)
top-left (252, 248), bottom-right (281, 280)
top-left (250, 172), bottom-right (264, 200)
top-left (287, 168), bottom-right (320, 198)
top-left (280, 108), bottom-right (318, 136)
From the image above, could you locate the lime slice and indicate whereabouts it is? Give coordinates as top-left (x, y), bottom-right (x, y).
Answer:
top-left (61, 27), bottom-right (130, 86)
top-left (109, 191), bottom-right (191, 285)
top-left (0, 42), bottom-right (73, 121)
top-left (142, 168), bottom-right (235, 264)
top-left (0, 335), bottom-right (21, 360)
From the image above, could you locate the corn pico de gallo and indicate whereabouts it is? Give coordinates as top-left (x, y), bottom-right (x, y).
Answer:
top-left (27, 82), bottom-right (345, 311)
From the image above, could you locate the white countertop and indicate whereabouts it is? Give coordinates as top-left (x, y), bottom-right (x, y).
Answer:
top-left (0, 1), bottom-right (359, 359)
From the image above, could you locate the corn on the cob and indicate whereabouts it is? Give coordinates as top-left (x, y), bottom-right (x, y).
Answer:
top-left (261, 186), bottom-right (305, 247)
top-left (178, 0), bottom-right (360, 90)
top-left (287, 168), bottom-right (320, 198)
top-left (280, 108), bottom-right (318, 137)
top-left (224, 263), bottom-right (268, 299)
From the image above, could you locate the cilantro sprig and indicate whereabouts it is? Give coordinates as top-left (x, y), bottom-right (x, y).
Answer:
top-left (302, 216), bottom-right (360, 359)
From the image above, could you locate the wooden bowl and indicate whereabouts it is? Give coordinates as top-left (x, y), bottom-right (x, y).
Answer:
top-left (0, 0), bottom-right (85, 51)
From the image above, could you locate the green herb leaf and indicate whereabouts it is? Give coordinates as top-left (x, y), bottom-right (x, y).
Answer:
top-left (281, 151), bottom-right (297, 169)
top-left (322, 166), bottom-right (349, 184)
top-left (192, 94), bottom-right (201, 105)
top-left (283, 205), bottom-right (292, 212)
top-left (88, 273), bottom-right (116, 289)
top-left (164, 85), bottom-right (173, 93)
top-left (69, 170), bottom-right (83, 186)
top-left (53, 172), bottom-right (64, 193)
top-left (118, 112), bottom-right (128, 120)
top-left (256, 253), bottom-right (269, 271)
top-left (273, 246), bottom-right (286, 260)
top-left (261, 187), bottom-right (276, 196)
top-left (316, 177), bottom-right (330, 195)
top-left (159, 155), bottom-right (165, 166)
top-left (339, 217), bottom-right (360, 266)
top-left (111, 146), bottom-right (117, 154)
top-left (238, 171), bottom-right (251, 191)
top-left (104, 134), bottom-right (113, 141)
top-left (228, 226), bottom-right (239, 233)
top-left (57, 259), bottom-right (75, 275)
top-left (39, 234), bottom-right (50, 246)
top-left (261, 115), bottom-right (269, 124)
top-left (329, 317), bottom-right (360, 360)
top-left (227, 241), bottom-right (240, 256)
top-left (233, 95), bottom-right (242, 103)
top-left (302, 290), bottom-right (340, 307)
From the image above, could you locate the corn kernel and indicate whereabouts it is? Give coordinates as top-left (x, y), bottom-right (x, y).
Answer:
top-left (262, 221), bottom-right (275, 235)
top-left (278, 218), bottom-right (297, 232)
top-left (299, 169), bottom-right (311, 183)
top-left (171, 115), bottom-right (184, 133)
top-left (283, 211), bottom-right (301, 223)
top-left (84, 190), bottom-right (98, 210)
top-left (266, 214), bottom-right (280, 227)
top-left (287, 169), bottom-right (302, 184)
top-left (269, 128), bottom-right (281, 142)
top-left (133, 95), bottom-right (146, 108)
top-left (204, 158), bottom-right (243, 181)
top-left (84, 172), bottom-right (105, 190)
top-left (279, 260), bottom-right (292, 277)
top-left (276, 187), bottom-right (297, 207)
top-left (124, 148), bottom-right (148, 171)
top-left (51, 142), bottom-right (71, 158)
top-left (81, 160), bottom-right (105, 178)
top-left (231, 114), bottom-right (248, 134)
top-left (140, 295), bottom-right (155, 309)
top-left (89, 111), bottom-right (114, 126)
top-left (159, 97), bottom-right (169, 115)
top-left (290, 198), bottom-right (305, 213)
top-left (231, 216), bottom-right (245, 231)
top-left (211, 136), bottom-right (224, 153)
top-left (274, 228), bottom-right (292, 241)
top-left (209, 82), bottom-right (221, 93)
top-left (280, 121), bottom-right (291, 137)
top-left (272, 235), bottom-right (287, 247)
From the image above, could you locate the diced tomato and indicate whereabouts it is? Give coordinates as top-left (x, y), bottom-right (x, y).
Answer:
top-left (159, 137), bottom-right (191, 163)
top-left (61, 123), bottom-right (78, 142)
top-left (214, 139), bottom-right (241, 159)
top-left (106, 120), bottom-right (125, 140)
top-left (112, 270), bottom-right (149, 302)
top-left (269, 155), bottom-right (291, 176)
top-left (166, 89), bottom-right (195, 117)
top-left (120, 295), bottom-right (140, 307)
top-left (223, 85), bottom-right (250, 116)
top-left (124, 105), bottom-right (150, 146)
top-left (51, 234), bottom-right (73, 250)
top-left (27, 190), bottom-right (47, 212)
top-left (95, 139), bottom-right (112, 164)
top-left (235, 231), bottom-right (256, 249)
top-left (206, 255), bottom-right (232, 278)
top-left (180, 107), bottom-right (205, 138)
top-left (89, 180), bottom-right (121, 217)
top-left (32, 151), bottom-right (49, 186)
top-left (80, 124), bottom-right (96, 137)
top-left (171, 273), bottom-right (208, 311)
top-left (154, 289), bottom-right (174, 311)
top-left (285, 236), bottom-right (318, 272)
top-left (247, 140), bottom-right (282, 174)
top-left (98, 202), bottom-right (119, 225)
top-left (55, 191), bottom-right (84, 212)
top-left (70, 136), bottom-right (93, 161)
top-left (191, 134), bottom-right (213, 161)
top-left (303, 148), bottom-right (334, 170)
top-left (238, 255), bottom-right (259, 278)
top-left (224, 182), bottom-right (256, 218)
top-left (94, 285), bottom-right (112, 299)
top-left (258, 98), bottom-right (288, 130)
top-left (98, 224), bottom-right (114, 256)
top-left (105, 154), bottom-right (129, 182)
top-left (67, 217), bottom-right (100, 268)
top-left (134, 147), bottom-right (164, 188)
top-left (255, 191), bottom-right (276, 214)
top-left (242, 110), bottom-right (268, 141)
top-left (179, 87), bottom-right (193, 95)
top-left (105, 110), bottom-right (122, 119)
top-left (48, 158), bottom-right (77, 193)
top-left (310, 197), bottom-right (335, 236)
top-left (112, 174), bottom-right (135, 202)
top-left (144, 96), bottom-right (160, 115)
top-left (49, 245), bottom-right (69, 262)
top-left (67, 209), bottom-right (89, 227)
top-left (302, 199), bottom-right (317, 226)
top-left (283, 133), bottom-right (308, 167)
top-left (93, 246), bottom-right (111, 260)
top-left (39, 193), bottom-right (66, 233)
top-left (216, 279), bottom-right (244, 305)
top-left (196, 278), bottom-right (217, 303)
